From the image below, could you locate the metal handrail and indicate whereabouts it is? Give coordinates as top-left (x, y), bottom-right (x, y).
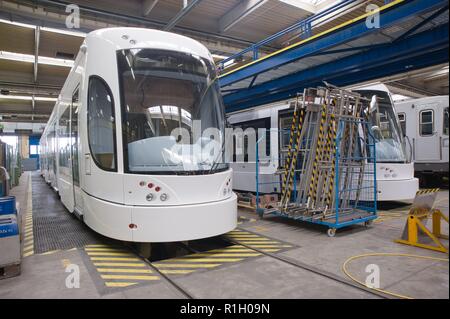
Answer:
top-left (217, 0), bottom-right (357, 70)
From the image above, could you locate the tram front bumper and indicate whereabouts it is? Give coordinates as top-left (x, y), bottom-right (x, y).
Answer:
top-left (84, 193), bottom-right (237, 242)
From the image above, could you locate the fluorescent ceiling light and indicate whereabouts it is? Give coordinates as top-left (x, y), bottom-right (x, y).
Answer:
top-left (0, 18), bottom-right (35, 29)
top-left (212, 54), bottom-right (229, 60)
top-left (0, 18), bottom-right (86, 37)
top-left (0, 94), bottom-right (57, 102)
top-left (41, 26), bottom-right (86, 38)
top-left (0, 51), bottom-right (74, 68)
top-left (223, 59), bottom-right (235, 68)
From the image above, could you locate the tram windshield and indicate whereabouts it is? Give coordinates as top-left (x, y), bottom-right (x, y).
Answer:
top-left (358, 90), bottom-right (407, 163)
top-left (118, 48), bottom-right (227, 174)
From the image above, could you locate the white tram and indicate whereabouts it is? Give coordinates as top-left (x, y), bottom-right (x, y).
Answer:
top-left (227, 84), bottom-right (419, 202)
top-left (40, 28), bottom-right (237, 242)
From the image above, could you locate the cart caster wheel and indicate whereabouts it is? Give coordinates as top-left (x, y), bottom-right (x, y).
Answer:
top-left (256, 208), bottom-right (264, 219)
top-left (364, 220), bottom-right (373, 227)
top-left (327, 228), bottom-right (336, 237)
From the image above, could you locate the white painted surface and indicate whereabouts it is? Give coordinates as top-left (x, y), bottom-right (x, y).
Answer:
top-left (40, 27), bottom-right (236, 242)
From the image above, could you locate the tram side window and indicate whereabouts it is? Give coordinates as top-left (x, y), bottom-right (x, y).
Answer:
top-left (232, 118), bottom-right (271, 162)
top-left (444, 107), bottom-right (449, 136)
top-left (88, 77), bottom-right (117, 171)
top-left (419, 110), bottom-right (434, 136)
top-left (59, 107), bottom-right (71, 169)
top-left (397, 112), bottom-right (406, 137)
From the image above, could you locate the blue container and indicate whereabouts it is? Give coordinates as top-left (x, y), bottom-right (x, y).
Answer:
top-left (0, 196), bottom-right (16, 215)
top-left (0, 214), bottom-right (19, 238)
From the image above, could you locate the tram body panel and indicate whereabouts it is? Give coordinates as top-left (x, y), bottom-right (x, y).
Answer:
top-left (40, 27), bottom-right (237, 242)
top-left (123, 169), bottom-right (233, 206)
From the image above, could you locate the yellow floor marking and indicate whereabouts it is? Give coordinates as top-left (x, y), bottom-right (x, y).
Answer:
top-left (61, 259), bottom-right (71, 267)
top-left (242, 245), bottom-right (292, 248)
top-left (86, 252), bottom-right (135, 257)
top-left (90, 257), bottom-right (142, 261)
top-left (186, 253), bottom-right (261, 257)
top-left (84, 244), bottom-right (122, 249)
top-left (93, 262), bottom-right (146, 267)
top-left (227, 236), bottom-right (263, 239)
top-left (100, 274), bottom-right (160, 280)
top-left (105, 282), bottom-right (138, 288)
top-left (96, 268), bottom-right (153, 274)
top-left (153, 263), bottom-right (221, 268)
top-left (167, 258), bottom-right (244, 263)
top-left (41, 250), bottom-right (61, 255)
top-left (159, 270), bottom-right (195, 275)
top-left (22, 175), bottom-right (34, 258)
top-left (23, 244), bottom-right (34, 251)
top-left (227, 237), bottom-right (275, 241)
top-left (85, 248), bottom-right (129, 252)
top-left (206, 248), bottom-right (254, 253)
top-left (237, 240), bottom-right (281, 244)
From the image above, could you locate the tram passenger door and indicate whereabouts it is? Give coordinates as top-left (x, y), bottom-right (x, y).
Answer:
top-left (415, 104), bottom-right (440, 161)
top-left (71, 88), bottom-right (83, 215)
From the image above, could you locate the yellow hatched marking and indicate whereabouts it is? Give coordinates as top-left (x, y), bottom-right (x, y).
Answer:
top-left (90, 257), bottom-right (142, 261)
top-left (23, 244), bottom-right (34, 251)
top-left (237, 240), bottom-right (280, 244)
top-left (23, 251), bottom-right (34, 257)
top-left (105, 282), bottom-right (138, 288)
top-left (227, 235), bottom-right (264, 238)
top-left (184, 253), bottom-right (261, 257)
top-left (153, 263), bottom-right (221, 268)
top-left (96, 268), bottom-right (153, 274)
top-left (100, 274), bottom-right (159, 281)
top-left (93, 262), bottom-right (146, 267)
top-left (168, 258), bottom-right (244, 263)
top-left (242, 245), bottom-right (292, 248)
top-left (86, 252), bottom-right (135, 257)
top-left (40, 250), bottom-right (60, 255)
top-left (227, 237), bottom-right (275, 241)
top-left (159, 269), bottom-right (195, 275)
top-left (85, 248), bottom-right (129, 252)
top-left (84, 244), bottom-right (120, 248)
top-left (206, 248), bottom-right (254, 253)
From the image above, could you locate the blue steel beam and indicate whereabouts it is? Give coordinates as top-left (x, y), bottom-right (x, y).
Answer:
top-left (224, 23), bottom-right (448, 106)
top-left (226, 48), bottom-right (448, 112)
top-left (223, 23), bottom-right (448, 111)
top-left (219, 0), bottom-right (448, 87)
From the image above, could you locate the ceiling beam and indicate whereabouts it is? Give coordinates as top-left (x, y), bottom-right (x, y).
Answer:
top-left (163, 0), bottom-right (203, 31)
top-left (34, 26), bottom-right (40, 83)
top-left (278, 0), bottom-right (316, 13)
top-left (142, 0), bottom-right (159, 16)
top-left (0, 0), bottom-right (277, 54)
top-left (219, 0), bottom-right (268, 33)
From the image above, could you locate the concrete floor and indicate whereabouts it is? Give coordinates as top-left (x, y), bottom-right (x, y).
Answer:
top-left (0, 172), bottom-right (448, 299)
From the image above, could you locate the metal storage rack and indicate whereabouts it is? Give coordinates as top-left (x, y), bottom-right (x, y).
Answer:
top-left (255, 86), bottom-right (377, 236)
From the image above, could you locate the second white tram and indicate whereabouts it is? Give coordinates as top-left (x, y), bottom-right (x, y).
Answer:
top-left (395, 96), bottom-right (449, 183)
top-left (227, 85), bottom-right (419, 202)
top-left (40, 28), bottom-right (237, 242)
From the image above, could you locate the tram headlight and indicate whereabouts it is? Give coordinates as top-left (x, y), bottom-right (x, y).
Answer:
top-left (146, 193), bottom-right (154, 201)
top-left (160, 193), bottom-right (168, 201)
